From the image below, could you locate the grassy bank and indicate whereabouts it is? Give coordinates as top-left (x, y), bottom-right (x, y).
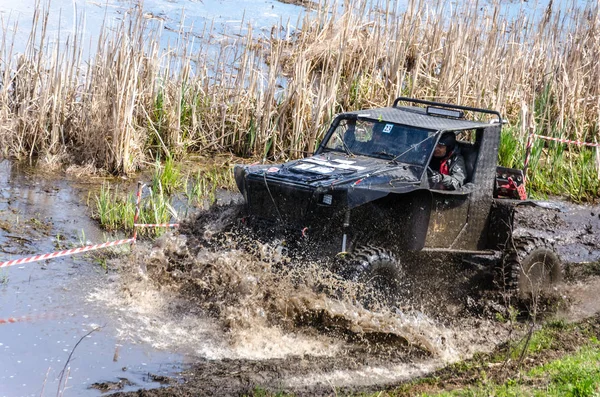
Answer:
top-left (388, 317), bottom-right (600, 397)
top-left (0, 0), bottom-right (599, 199)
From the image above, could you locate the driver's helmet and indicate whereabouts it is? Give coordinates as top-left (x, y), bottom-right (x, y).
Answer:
top-left (437, 131), bottom-right (457, 152)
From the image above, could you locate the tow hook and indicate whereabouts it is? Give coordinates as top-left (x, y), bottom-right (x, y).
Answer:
top-left (341, 210), bottom-right (351, 252)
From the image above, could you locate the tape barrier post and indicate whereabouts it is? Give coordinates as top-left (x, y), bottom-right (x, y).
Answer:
top-left (0, 238), bottom-right (136, 269)
top-left (132, 181), bottom-right (144, 242)
top-left (131, 182), bottom-right (180, 229)
top-left (522, 130), bottom-right (536, 184)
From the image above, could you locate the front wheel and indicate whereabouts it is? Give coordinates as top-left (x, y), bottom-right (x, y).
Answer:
top-left (343, 245), bottom-right (403, 302)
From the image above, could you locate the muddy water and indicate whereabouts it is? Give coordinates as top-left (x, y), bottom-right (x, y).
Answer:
top-left (95, 208), bottom-right (516, 395)
top-left (0, 161), bottom-right (184, 396)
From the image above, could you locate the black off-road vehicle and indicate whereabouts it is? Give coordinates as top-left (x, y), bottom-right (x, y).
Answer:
top-left (234, 98), bottom-right (599, 298)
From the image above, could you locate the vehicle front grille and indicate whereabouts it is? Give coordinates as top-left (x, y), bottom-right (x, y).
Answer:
top-left (246, 177), bottom-right (314, 224)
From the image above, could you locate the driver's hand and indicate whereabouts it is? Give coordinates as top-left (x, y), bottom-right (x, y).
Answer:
top-left (429, 171), bottom-right (443, 184)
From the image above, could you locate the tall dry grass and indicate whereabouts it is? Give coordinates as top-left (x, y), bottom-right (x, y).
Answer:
top-left (0, 0), bottom-right (598, 178)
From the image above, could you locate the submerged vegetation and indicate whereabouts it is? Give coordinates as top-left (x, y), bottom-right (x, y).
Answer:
top-left (0, 0), bottom-right (598, 200)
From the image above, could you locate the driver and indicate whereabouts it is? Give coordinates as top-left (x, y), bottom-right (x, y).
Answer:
top-left (429, 132), bottom-right (466, 190)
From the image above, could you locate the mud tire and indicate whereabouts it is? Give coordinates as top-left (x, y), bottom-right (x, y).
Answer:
top-left (499, 238), bottom-right (562, 299)
top-left (344, 245), bottom-right (403, 299)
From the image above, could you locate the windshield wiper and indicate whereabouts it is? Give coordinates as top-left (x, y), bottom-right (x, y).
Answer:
top-left (372, 151), bottom-right (398, 163)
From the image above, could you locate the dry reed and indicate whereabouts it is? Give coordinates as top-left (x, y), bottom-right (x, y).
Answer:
top-left (0, 0), bottom-right (597, 178)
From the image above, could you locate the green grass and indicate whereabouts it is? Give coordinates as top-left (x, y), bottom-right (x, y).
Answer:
top-left (527, 141), bottom-right (600, 203)
top-left (186, 164), bottom-right (236, 206)
top-left (507, 320), bottom-right (570, 361)
top-left (151, 156), bottom-right (182, 196)
top-left (497, 125), bottom-right (600, 203)
top-left (91, 181), bottom-right (174, 237)
top-left (418, 341), bottom-right (600, 397)
top-left (529, 339), bottom-right (600, 397)
top-left (498, 128), bottom-right (522, 169)
top-left (91, 160), bottom-right (236, 234)
top-left (93, 182), bottom-right (137, 232)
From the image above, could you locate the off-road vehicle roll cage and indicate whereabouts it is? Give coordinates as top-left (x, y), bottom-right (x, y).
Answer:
top-left (318, 97), bottom-right (503, 190)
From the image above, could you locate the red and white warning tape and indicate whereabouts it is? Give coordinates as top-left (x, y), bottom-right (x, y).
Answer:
top-left (0, 312), bottom-right (55, 325)
top-left (134, 223), bottom-right (180, 228)
top-left (0, 315), bottom-right (33, 325)
top-left (0, 315), bottom-right (29, 325)
top-left (0, 238), bottom-right (135, 268)
top-left (534, 134), bottom-right (600, 147)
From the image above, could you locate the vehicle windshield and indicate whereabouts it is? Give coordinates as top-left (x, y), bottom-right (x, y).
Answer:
top-left (323, 118), bottom-right (437, 167)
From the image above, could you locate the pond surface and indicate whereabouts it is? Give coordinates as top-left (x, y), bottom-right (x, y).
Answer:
top-left (0, 0), bottom-right (590, 58)
top-left (0, 161), bottom-right (185, 396)
top-left (0, 0), bottom-right (309, 57)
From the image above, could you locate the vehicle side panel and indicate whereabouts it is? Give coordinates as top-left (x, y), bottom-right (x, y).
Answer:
top-left (424, 193), bottom-right (470, 248)
top-left (452, 126), bottom-right (501, 250)
top-left (348, 190), bottom-right (432, 251)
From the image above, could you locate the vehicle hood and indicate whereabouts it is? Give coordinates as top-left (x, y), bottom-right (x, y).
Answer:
top-left (235, 153), bottom-right (424, 208)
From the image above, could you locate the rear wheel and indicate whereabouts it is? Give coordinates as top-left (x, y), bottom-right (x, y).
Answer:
top-left (500, 237), bottom-right (562, 299)
top-left (344, 245), bottom-right (403, 302)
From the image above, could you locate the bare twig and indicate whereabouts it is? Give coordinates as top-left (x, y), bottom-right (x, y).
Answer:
top-left (56, 326), bottom-right (103, 396)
